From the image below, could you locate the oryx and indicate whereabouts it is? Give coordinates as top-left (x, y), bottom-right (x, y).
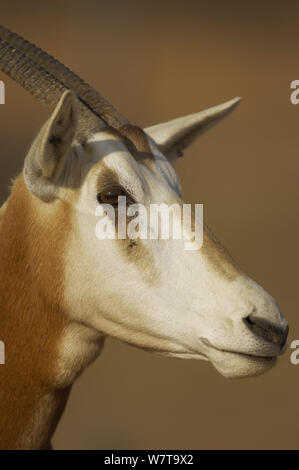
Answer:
top-left (0, 26), bottom-right (288, 450)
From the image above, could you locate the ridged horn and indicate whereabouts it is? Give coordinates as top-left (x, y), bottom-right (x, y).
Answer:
top-left (0, 26), bottom-right (129, 140)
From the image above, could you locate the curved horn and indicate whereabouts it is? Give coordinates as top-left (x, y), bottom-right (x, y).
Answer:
top-left (0, 26), bottom-right (129, 139)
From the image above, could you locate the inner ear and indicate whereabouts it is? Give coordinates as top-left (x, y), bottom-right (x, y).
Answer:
top-left (40, 91), bottom-right (78, 179)
top-left (24, 90), bottom-right (79, 201)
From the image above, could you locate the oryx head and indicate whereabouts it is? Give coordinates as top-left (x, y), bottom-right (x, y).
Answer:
top-left (0, 26), bottom-right (288, 379)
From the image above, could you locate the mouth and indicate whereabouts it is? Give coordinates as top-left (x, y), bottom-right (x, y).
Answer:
top-left (143, 336), bottom-right (280, 378)
top-left (199, 337), bottom-right (277, 361)
top-left (198, 338), bottom-right (278, 378)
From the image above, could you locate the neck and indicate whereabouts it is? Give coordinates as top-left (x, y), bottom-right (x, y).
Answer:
top-left (0, 176), bottom-right (103, 449)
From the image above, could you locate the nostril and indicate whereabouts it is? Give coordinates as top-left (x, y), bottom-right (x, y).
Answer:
top-left (244, 314), bottom-right (288, 348)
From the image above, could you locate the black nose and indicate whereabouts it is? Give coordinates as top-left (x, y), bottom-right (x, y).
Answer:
top-left (244, 314), bottom-right (289, 348)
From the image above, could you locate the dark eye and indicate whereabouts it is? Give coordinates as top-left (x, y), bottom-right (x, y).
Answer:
top-left (97, 189), bottom-right (126, 205)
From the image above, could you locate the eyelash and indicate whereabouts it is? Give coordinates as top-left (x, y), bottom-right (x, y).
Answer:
top-left (96, 188), bottom-right (133, 206)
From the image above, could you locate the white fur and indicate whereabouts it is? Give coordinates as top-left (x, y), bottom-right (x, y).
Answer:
top-left (58, 128), bottom-right (288, 380)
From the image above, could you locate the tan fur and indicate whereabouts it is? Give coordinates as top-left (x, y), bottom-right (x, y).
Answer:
top-left (0, 176), bottom-right (71, 449)
top-left (0, 201), bottom-right (7, 223)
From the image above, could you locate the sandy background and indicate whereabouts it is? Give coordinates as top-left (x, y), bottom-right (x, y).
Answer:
top-left (0, 1), bottom-right (298, 449)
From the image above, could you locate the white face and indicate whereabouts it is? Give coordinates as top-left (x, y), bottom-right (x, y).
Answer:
top-left (62, 128), bottom-right (288, 379)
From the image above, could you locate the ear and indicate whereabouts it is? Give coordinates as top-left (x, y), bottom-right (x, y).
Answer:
top-left (145, 97), bottom-right (241, 161)
top-left (24, 90), bottom-right (78, 201)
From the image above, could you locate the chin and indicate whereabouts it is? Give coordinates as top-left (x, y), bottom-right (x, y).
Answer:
top-left (211, 350), bottom-right (277, 378)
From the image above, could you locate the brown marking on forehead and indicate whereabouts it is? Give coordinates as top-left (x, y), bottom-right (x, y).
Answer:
top-left (100, 126), bottom-right (125, 142)
top-left (0, 175), bottom-right (71, 448)
top-left (119, 125), bottom-right (152, 154)
top-left (103, 124), bottom-right (155, 167)
top-left (119, 125), bottom-right (156, 171)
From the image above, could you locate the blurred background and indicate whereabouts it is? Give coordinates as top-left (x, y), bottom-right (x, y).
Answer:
top-left (0, 0), bottom-right (298, 450)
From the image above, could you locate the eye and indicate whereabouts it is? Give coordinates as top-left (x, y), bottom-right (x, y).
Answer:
top-left (97, 189), bottom-right (126, 205)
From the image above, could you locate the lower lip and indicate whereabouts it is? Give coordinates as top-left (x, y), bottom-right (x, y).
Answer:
top-left (199, 337), bottom-right (276, 361)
